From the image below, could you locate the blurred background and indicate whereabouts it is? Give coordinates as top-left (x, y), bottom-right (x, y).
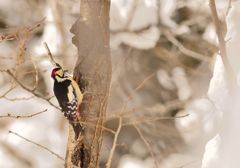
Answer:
top-left (0, 0), bottom-right (233, 167)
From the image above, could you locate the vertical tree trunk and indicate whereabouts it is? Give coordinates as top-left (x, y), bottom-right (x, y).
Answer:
top-left (66, 0), bottom-right (111, 167)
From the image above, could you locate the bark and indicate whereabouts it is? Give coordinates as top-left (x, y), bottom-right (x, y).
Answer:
top-left (66, 0), bottom-right (111, 167)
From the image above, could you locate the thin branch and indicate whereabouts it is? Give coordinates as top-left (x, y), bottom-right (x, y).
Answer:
top-left (6, 25), bottom-right (39, 92)
top-left (16, 70), bottom-right (47, 77)
top-left (3, 96), bottom-right (34, 101)
top-left (133, 123), bottom-right (158, 168)
top-left (0, 17), bottom-right (45, 43)
top-left (85, 113), bottom-right (189, 126)
top-left (26, 52), bottom-right (38, 92)
top-left (226, 0), bottom-right (232, 16)
top-left (0, 85), bottom-right (17, 99)
top-left (8, 131), bottom-right (79, 168)
top-left (0, 109), bottom-right (47, 118)
top-left (43, 42), bottom-right (61, 68)
top-left (122, 114), bottom-right (189, 126)
top-left (164, 30), bottom-right (212, 62)
top-left (125, 0), bottom-right (139, 28)
top-left (0, 56), bottom-right (16, 60)
top-left (9, 131), bottom-right (65, 161)
top-left (109, 84), bottom-right (118, 95)
top-left (177, 160), bottom-right (196, 168)
top-left (6, 27), bottom-right (27, 77)
top-left (209, 0), bottom-right (237, 93)
top-left (116, 142), bottom-right (130, 147)
top-left (106, 73), bottom-right (155, 168)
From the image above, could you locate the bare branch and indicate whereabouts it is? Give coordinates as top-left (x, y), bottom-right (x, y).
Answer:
top-left (177, 160), bottom-right (197, 168)
top-left (0, 85), bottom-right (17, 99)
top-left (0, 56), bottom-right (16, 60)
top-left (43, 42), bottom-right (61, 68)
top-left (16, 70), bottom-right (47, 77)
top-left (164, 30), bottom-right (213, 62)
top-left (26, 52), bottom-right (38, 92)
top-left (122, 114), bottom-right (189, 126)
top-left (9, 131), bottom-right (65, 161)
top-left (0, 17), bottom-right (46, 43)
top-left (133, 123), bottom-right (158, 168)
top-left (8, 131), bottom-right (79, 168)
top-left (3, 96), bottom-right (34, 101)
top-left (226, 0), bottom-right (232, 16)
top-left (5, 25), bottom-right (39, 93)
top-left (209, 0), bottom-right (237, 93)
top-left (0, 109), bottom-right (47, 118)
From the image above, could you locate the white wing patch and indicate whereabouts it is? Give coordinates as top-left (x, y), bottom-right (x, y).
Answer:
top-left (67, 84), bottom-right (74, 102)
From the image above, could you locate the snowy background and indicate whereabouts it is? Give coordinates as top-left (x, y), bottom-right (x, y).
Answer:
top-left (0, 0), bottom-right (239, 168)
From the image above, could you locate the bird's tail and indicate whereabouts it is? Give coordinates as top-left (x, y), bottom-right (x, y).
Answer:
top-left (72, 121), bottom-right (83, 140)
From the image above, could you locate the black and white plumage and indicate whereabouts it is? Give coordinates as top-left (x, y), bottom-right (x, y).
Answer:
top-left (51, 67), bottom-right (83, 140)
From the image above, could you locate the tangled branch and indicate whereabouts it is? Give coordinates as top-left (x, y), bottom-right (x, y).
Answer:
top-left (0, 69), bottom-right (60, 110)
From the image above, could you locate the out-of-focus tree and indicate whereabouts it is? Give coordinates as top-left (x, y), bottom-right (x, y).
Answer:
top-left (0, 0), bottom-right (230, 168)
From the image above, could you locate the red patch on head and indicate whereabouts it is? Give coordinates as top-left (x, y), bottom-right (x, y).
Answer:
top-left (51, 70), bottom-right (57, 77)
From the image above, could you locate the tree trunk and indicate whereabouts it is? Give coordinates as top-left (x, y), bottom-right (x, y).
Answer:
top-left (66, 0), bottom-right (111, 167)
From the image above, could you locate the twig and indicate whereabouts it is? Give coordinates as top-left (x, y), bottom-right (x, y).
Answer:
top-left (43, 42), bottom-right (61, 68)
top-left (9, 131), bottom-right (65, 161)
top-left (133, 123), bottom-right (158, 168)
top-left (16, 70), bottom-right (47, 77)
top-left (8, 131), bottom-right (79, 168)
top-left (122, 114), bottom-right (189, 126)
top-left (105, 145), bottom-right (111, 150)
top-left (164, 31), bottom-right (212, 62)
top-left (128, 108), bottom-right (135, 118)
top-left (109, 84), bottom-right (118, 95)
top-left (0, 85), bottom-right (17, 99)
top-left (26, 52), bottom-right (38, 92)
top-left (226, 0), bottom-right (232, 16)
top-left (6, 25), bottom-right (39, 92)
top-left (0, 56), bottom-right (16, 60)
top-left (3, 96), bottom-right (34, 101)
top-left (0, 109), bottom-right (47, 118)
top-left (84, 113), bottom-right (188, 126)
top-left (0, 17), bottom-right (45, 42)
top-left (126, 0), bottom-right (139, 28)
top-left (116, 142), bottom-right (130, 147)
top-left (106, 73), bottom-right (155, 168)
top-left (209, 0), bottom-right (237, 93)
top-left (177, 160), bottom-right (196, 168)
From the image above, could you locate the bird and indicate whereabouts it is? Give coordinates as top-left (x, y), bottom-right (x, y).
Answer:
top-left (43, 42), bottom-right (83, 140)
top-left (51, 65), bottom-right (83, 140)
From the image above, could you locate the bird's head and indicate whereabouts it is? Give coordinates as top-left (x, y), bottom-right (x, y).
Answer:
top-left (51, 68), bottom-right (63, 78)
top-left (51, 68), bottom-right (69, 82)
top-left (51, 68), bottom-right (68, 82)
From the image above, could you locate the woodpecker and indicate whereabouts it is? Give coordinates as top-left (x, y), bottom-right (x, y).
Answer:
top-left (51, 66), bottom-right (83, 140)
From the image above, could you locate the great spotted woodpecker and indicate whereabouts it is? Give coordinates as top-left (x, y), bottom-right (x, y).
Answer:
top-left (43, 42), bottom-right (83, 140)
top-left (51, 66), bottom-right (83, 140)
